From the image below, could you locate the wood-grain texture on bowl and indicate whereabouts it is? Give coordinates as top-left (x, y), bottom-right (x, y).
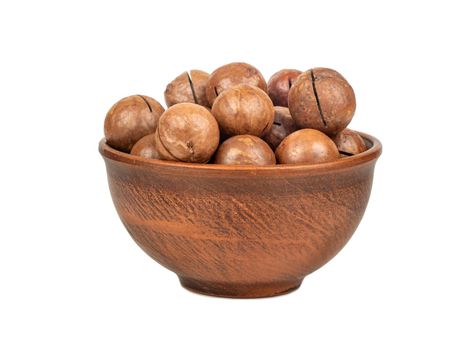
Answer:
top-left (99, 132), bottom-right (381, 298)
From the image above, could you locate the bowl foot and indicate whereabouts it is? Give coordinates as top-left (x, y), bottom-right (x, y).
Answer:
top-left (178, 276), bottom-right (303, 298)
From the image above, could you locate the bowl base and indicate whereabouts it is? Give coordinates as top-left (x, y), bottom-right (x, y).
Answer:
top-left (178, 276), bottom-right (303, 298)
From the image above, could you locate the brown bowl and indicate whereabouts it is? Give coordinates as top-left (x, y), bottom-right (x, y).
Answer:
top-left (99, 132), bottom-right (382, 298)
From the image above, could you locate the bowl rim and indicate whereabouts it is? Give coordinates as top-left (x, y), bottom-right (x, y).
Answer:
top-left (99, 131), bottom-right (382, 176)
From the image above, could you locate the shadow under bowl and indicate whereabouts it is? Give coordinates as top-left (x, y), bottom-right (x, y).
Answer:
top-left (99, 132), bottom-right (382, 298)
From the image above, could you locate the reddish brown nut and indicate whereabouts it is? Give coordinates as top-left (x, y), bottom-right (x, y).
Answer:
top-left (214, 135), bottom-right (276, 166)
top-left (156, 103), bottom-right (219, 163)
top-left (309, 67), bottom-right (346, 80)
top-left (267, 69), bottom-right (302, 107)
top-left (288, 68), bottom-right (356, 136)
top-left (206, 62), bottom-right (267, 106)
top-left (130, 133), bottom-right (161, 159)
top-left (211, 84), bottom-right (274, 138)
top-left (104, 95), bottom-right (165, 152)
top-left (130, 134), bottom-right (162, 159)
top-left (263, 107), bottom-right (298, 150)
top-left (154, 130), bottom-right (178, 161)
top-left (164, 70), bottom-right (210, 108)
top-left (275, 129), bottom-right (339, 164)
top-left (332, 129), bottom-right (367, 155)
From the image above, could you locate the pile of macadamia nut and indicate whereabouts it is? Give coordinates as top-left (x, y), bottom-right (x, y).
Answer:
top-left (104, 62), bottom-right (368, 166)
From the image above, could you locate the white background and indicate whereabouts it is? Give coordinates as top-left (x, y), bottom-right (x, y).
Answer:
top-left (1, 0), bottom-right (471, 349)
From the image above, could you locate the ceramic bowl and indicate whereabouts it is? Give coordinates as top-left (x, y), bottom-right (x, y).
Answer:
top-left (99, 132), bottom-right (381, 298)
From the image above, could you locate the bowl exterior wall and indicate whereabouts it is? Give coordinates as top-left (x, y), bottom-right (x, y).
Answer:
top-left (103, 156), bottom-right (377, 288)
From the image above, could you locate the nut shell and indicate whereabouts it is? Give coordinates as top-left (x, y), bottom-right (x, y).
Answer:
top-left (288, 68), bottom-right (355, 136)
top-left (263, 107), bottom-right (298, 150)
top-left (214, 135), bottom-right (276, 166)
top-left (154, 129), bottom-right (178, 161)
top-left (332, 129), bottom-right (367, 155)
top-left (104, 95), bottom-right (165, 152)
top-left (157, 103), bottom-right (219, 163)
top-left (275, 129), bottom-right (339, 164)
top-left (211, 84), bottom-right (274, 138)
top-left (130, 134), bottom-right (162, 159)
top-left (267, 69), bottom-right (302, 107)
top-left (206, 62), bottom-right (267, 106)
top-left (164, 70), bottom-right (210, 108)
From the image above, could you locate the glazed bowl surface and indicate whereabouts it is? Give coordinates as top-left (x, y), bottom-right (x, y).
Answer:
top-left (99, 132), bottom-right (382, 298)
